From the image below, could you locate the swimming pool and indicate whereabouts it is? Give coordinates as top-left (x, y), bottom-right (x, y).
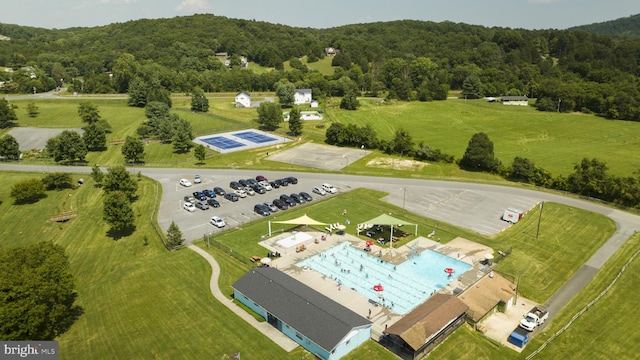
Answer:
top-left (297, 243), bottom-right (472, 315)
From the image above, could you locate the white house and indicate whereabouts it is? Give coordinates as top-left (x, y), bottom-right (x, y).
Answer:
top-left (501, 96), bottom-right (529, 106)
top-left (294, 89), bottom-right (313, 105)
top-left (235, 92), bottom-right (251, 108)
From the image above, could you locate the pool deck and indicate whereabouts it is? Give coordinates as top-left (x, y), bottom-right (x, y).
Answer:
top-left (262, 232), bottom-right (495, 338)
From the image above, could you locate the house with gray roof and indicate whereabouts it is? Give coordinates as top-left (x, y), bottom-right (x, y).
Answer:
top-left (232, 267), bottom-right (372, 360)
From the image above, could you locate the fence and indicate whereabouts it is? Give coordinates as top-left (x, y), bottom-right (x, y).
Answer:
top-left (203, 233), bottom-right (250, 265)
top-left (525, 247), bottom-right (640, 359)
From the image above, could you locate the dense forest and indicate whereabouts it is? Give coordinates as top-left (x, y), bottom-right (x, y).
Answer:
top-left (570, 13), bottom-right (640, 38)
top-left (1, 14), bottom-right (640, 120)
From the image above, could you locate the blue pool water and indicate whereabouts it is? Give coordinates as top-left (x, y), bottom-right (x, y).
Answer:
top-left (297, 243), bottom-right (472, 315)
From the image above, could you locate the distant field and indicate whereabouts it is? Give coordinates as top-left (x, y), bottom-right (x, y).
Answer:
top-left (6, 95), bottom-right (640, 177)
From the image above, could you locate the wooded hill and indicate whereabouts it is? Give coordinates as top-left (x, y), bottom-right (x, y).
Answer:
top-left (1, 14), bottom-right (640, 120)
top-left (570, 13), bottom-right (640, 38)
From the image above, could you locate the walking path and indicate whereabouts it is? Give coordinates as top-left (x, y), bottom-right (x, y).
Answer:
top-left (187, 245), bottom-right (298, 351)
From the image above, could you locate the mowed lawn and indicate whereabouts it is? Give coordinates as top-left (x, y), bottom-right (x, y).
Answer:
top-left (8, 95), bottom-right (640, 178)
top-left (0, 172), bottom-right (308, 359)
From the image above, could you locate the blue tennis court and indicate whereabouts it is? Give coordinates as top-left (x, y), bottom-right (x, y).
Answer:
top-left (234, 131), bottom-right (276, 144)
top-left (194, 129), bottom-right (291, 154)
top-left (201, 136), bottom-right (245, 150)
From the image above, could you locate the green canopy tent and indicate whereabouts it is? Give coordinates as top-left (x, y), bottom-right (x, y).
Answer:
top-left (357, 214), bottom-right (417, 250)
top-left (268, 214), bottom-right (329, 236)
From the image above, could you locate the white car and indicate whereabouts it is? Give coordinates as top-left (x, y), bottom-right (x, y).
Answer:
top-left (194, 175), bottom-right (201, 184)
top-left (210, 216), bottom-right (226, 228)
top-left (244, 187), bottom-right (256, 196)
top-left (260, 181), bottom-right (272, 191)
top-left (322, 183), bottom-right (337, 194)
top-left (312, 186), bottom-right (327, 196)
top-left (179, 178), bottom-right (192, 187)
top-left (234, 189), bottom-right (247, 198)
top-left (183, 202), bottom-right (196, 212)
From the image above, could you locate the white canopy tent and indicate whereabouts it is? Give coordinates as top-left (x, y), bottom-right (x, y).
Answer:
top-left (268, 214), bottom-right (329, 236)
top-left (357, 214), bottom-right (417, 250)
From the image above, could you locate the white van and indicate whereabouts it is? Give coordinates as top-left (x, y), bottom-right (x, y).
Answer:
top-left (322, 183), bottom-right (337, 194)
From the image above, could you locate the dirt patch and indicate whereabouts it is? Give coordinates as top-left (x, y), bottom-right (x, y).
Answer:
top-left (366, 157), bottom-right (426, 171)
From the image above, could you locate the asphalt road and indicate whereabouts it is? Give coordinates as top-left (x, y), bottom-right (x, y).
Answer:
top-left (2, 164), bottom-right (638, 328)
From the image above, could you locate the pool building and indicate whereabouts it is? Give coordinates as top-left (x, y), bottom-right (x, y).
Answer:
top-left (232, 267), bottom-right (372, 360)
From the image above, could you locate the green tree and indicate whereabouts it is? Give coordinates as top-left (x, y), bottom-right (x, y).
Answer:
top-left (340, 92), bottom-right (360, 110)
top-left (112, 52), bottom-right (139, 93)
top-left (171, 117), bottom-right (193, 153)
top-left (77, 102), bottom-right (101, 124)
top-left (288, 107), bottom-right (303, 136)
top-left (45, 130), bottom-right (88, 163)
top-left (91, 164), bottom-right (104, 187)
top-left (256, 101), bottom-right (281, 130)
top-left (103, 191), bottom-right (135, 231)
top-left (42, 172), bottom-right (72, 190)
top-left (275, 80), bottom-right (295, 107)
top-left (194, 144), bottom-right (206, 163)
top-left (26, 102), bottom-right (39, 117)
top-left (386, 128), bottom-right (415, 156)
top-left (127, 77), bottom-right (148, 107)
top-left (10, 178), bottom-right (46, 204)
top-left (460, 132), bottom-right (501, 172)
top-left (509, 157), bottom-right (536, 183)
top-left (190, 88), bottom-right (209, 112)
top-left (103, 165), bottom-right (138, 200)
top-left (567, 158), bottom-right (611, 199)
top-left (166, 221), bottom-right (184, 249)
top-left (0, 241), bottom-right (81, 340)
top-left (82, 123), bottom-right (106, 150)
top-left (0, 98), bottom-right (18, 128)
top-left (0, 134), bottom-right (20, 160)
top-left (461, 74), bottom-right (483, 99)
top-left (122, 136), bottom-right (145, 163)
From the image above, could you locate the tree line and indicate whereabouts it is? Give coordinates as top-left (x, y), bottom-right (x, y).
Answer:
top-left (2, 15), bottom-right (640, 120)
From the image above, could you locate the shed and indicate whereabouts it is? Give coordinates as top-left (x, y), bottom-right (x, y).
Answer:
top-left (501, 96), bottom-right (529, 106)
top-left (457, 272), bottom-right (516, 323)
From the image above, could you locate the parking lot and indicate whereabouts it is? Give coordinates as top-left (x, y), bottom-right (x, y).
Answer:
top-left (156, 173), bottom-right (338, 243)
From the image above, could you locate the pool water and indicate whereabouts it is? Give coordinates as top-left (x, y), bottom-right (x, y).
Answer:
top-left (297, 243), bottom-right (472, 315)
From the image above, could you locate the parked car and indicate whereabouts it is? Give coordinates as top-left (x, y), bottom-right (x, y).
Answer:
top-left (254, 204), bottom-right (270, 216)
top-left (312, 186), bottom-right (327, 196)
top-left (243, 187), bottom-right (255, 196)
top-left (260, 181), bottom-right (272, 191)
top-left (202, 189), bottom-right (216, 198)
top-left (256, 175), bottom-right (268, 183)
top-left (275, 178), bottom-right (288, 187)
top-left (290, 193), bottom-right (305, 204)
top-left (210, 216), bottom-right (226, 228)
top-left (194, 175), bottom-right (201, 184)
top-left (251, 183), bottom-right (266, 194)
top-left (280, 194), bottom-right (296, 207)
top-left (183, 195), bottom-right (196, 204)
top-left (183, 202), bottom-right (196, 212)
top-left (264, 202), bottom-right (278, 213)
top-left (179, 178), bottom-right (192, 187)
top-left (230, 181), bottom-right (242, 190)
top-left (224, 193), bottom-right (239, 202)
top-left (273, 198), bottom-right (288, 210)
top-left (287, 176), bottom-right (298, 185)
top-left (269, 181), bottom-right (280, 189)
top-left (300, 192), bottom-right (313, 202)
top-left (213, 187), bottom-right (226, 196)
top-left (322, 183), bottom-right (337, 194)
top-left (234, 189), bottom-right (247, 198)
top-left (238, 179), bottom-right (249, 187)
top-left (193, 191), bottom-right (206, 201)
top-left (195, 201), bottom-right (209, 210)
top-left (207, 199), bottom-right (220, 208)
top-left (246, 178), bottom-right (258, 186)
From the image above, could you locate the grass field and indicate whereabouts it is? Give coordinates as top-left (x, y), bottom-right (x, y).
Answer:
top-left (6, 94), bottom-right (640, 179)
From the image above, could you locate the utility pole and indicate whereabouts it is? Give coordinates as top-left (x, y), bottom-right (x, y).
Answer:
top-left (536, 202), bottom-right (544, 239)
top-left (557, 99), bottom-right (562, 112)
top-left (402, 187), bottom-right (406, 215)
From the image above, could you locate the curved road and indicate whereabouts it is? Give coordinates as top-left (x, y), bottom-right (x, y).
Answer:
top-left (3, 164), bottom-right (638, 344)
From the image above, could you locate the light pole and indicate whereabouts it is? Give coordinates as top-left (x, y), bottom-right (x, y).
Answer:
top-left (557, 99), bottom-right (562, 112)
top-left (536, 202), bottom-right (544, 239)
top-left (402, 187), bottom-right (406, 215)
top-left (342, 154), bottom-right (348, 167)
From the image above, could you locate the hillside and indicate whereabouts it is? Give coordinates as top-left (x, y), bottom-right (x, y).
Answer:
top-left (570, 13), bottom-right (640, 37)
